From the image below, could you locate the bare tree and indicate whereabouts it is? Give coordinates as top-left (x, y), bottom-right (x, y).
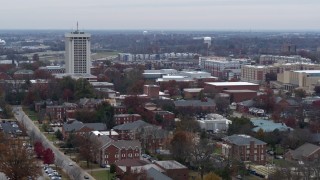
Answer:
top-left (0, 133), bottom-right (41, 180)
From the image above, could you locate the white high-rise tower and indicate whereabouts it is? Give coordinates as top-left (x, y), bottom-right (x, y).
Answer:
top-left (65, 24), bottom-right (91, 74)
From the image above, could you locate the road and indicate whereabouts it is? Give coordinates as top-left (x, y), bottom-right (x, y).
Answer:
top-left (13, 106), bottom-right (95, 180)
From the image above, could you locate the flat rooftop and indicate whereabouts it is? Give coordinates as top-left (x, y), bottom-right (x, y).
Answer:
top-left (294, 70), bottom-right (320, 73)
top-left (206, 82), bottom-right (258, 86)
top-left (223, 90), bottom-right (257, 93)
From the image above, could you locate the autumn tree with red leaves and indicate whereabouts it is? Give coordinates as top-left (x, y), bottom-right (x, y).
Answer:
top-left (42, 148), bottom-right (55, 164)
top-left (34, 141), bottom-right (44, 158)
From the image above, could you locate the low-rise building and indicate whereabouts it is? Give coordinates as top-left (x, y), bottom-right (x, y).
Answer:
top-left (197, 114), bottom-right (231, 133)
top-left (114, 114), bottom-right (141, 125)
top-left (154, 160), bottom-right (189, 180)
top-left (62, 120), bottom-right (107, 139)
top-left (284, 143), bottom-right (320, 162)
top-left (222, 134), bottom-right (267, 165)
top-left (204, 82), bottom-right (259, 94)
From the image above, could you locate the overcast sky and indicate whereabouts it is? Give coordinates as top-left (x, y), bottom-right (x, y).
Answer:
top-left (1, 0), bottom-right (319, 30)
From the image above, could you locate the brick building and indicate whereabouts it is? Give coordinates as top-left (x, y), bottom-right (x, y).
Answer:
top-left (174, 98), bottom-right (216, 114)
top-left (100, 140), bottom-right (141, 165)
top-left (204, 82), bottom-right (259, 94)
top-left (113, 120), bottom-right (169, 152)
top-left (222, 134), bottom-right (267, 165)
top-left (154, 161), bottom-right (189, 180)
top-left (222, 90), bottom-right (257, 103)
top-left (114, 114), bottom-right (141, 125)
top-left (144, 85), bottom-right (160, 99)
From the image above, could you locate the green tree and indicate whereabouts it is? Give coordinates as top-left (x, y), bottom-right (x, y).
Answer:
top-left (55, 129), bottom-right (63, 141)
top-left (74, 79), bottom-right (94, 99)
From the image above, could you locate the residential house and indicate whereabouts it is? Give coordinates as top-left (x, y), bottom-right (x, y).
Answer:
top-left (222, 134), bottom-right (267, 165)
top-left (284, 143), bottom-right (320, 162)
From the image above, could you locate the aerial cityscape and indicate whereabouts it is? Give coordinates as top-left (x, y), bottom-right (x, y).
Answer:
top-left (1, 1), bottom-right (320, 180)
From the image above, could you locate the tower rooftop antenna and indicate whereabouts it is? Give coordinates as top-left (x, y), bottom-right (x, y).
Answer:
top-left (77, 21), bottom-right (79, 31)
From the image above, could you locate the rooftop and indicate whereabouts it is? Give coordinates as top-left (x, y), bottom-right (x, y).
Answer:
top-left (294, 70), bottom-right (320, 74)
top-left (205, 82), bottom-right (258, 86)
top-left (222, 134), bottom-right (266, 146)
top-left (155, 160), bottom-right (187, 170)
top-left (251, 119), bottom-right (293, 133)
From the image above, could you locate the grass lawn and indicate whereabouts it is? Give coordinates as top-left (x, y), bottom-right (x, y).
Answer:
top-left (91, 170), bottom-right (114, 180)
top-left (23, 107), bottom-right (38, 121)
top-left (79, 161), bottom-right (101, 170)
top-left (273, 159), bottom-right (295, 167)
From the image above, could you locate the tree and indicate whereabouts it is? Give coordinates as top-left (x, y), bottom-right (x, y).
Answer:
top-left (294, 89), bottom-right (307, 98)
top-left (170, 131), bottom-right (194, 163)
top-left (75, 109), bottom-right (98, 123)
top-left (42, 148), bottom-right (55, 164)
top-left (314, 86), bottom-right (320, 95)
top-left (34, 141), bottom-right (44, 158)
top-left (204, 172), bottom-right (221, 180)
top-left (191, 137), bottom-right (215, 179)
top-left (227, 116), bottom-right (253, 135)
top-left (176, 115), bottom-right (200, 132)
top-left (75, 134), bottom-right (101, 167)
top-left (75, 79), bottom-right (95, 99)
top-left (55, 129), bottom-right (63, 141)
top-left (0, 133), bottom-right (41, 180)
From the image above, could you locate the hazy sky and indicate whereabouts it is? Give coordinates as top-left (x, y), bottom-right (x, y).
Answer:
top-left (1, 0), bottom-right (319, 30)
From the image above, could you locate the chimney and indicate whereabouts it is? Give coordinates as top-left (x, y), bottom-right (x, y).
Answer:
top-left (126, 166), bottom-right (131, 173)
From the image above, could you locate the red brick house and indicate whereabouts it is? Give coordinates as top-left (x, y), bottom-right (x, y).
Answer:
top-left (222, 134), bottom-right (267, 165)
top-left (46, 105), bottom-right (65, 120)
top-left (99, 139), bottom-right (141, 165)
top-left (114, 114), bottom-right (141, 125)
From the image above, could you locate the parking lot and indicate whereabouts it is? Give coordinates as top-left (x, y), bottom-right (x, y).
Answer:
top-left (0, 119), bottom-right (23, 137)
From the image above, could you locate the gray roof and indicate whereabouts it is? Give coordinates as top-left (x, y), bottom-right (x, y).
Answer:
top-left (113, 120), bottom-right (151, 131)
top-left (146, 167), bottom-right (172, 180)
top-left (174, 98), bottom-right (215, 107)
top-left (110, 140), bottom-right (141, 149)
top-left (63, 120), bottom-right (84, 132)
top-left (290, 143), bottom-right (320, 160)
top-left (222, 134), bottom-right (266, 146)
top-left (84, 123), bottom-right (107, 131)
top-left (155, 160), bottom-right (187, 170)
top-left (275, 97), bottom-right (283, 104)
top-left (63, 120), bottom-right (107, 132)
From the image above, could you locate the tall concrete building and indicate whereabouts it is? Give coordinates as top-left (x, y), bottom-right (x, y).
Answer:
top-left (65, 28), bottom-right (91, 74)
